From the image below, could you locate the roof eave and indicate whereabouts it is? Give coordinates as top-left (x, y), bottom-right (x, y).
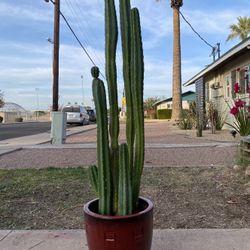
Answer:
top-left (183, 37), bottom-right (250, 87)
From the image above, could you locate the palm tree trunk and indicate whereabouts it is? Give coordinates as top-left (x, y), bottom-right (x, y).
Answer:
top-left (171, 5), bottom-right (182, 121)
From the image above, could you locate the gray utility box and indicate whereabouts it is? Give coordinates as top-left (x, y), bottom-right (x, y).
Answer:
top-left (50, 111), bottom-right (67, 145)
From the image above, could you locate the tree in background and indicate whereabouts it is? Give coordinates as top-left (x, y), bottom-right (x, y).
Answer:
top-left (144, 96), bottom-right (161, 111)
top-left (171, 0), bottom-right (183, 121)
top-left (0, 90), bottom-right (4, 108)
top-left (226, 16), bottom-right (250, 42)
top-left (156, 0), bottom-right (183, 121)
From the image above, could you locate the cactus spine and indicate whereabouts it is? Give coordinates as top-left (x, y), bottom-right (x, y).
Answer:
top-left (89, 0), bottom-right (144, 216)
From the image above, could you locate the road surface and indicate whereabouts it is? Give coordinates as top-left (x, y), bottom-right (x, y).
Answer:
top-left (0, 122), bottom-right (51, 141)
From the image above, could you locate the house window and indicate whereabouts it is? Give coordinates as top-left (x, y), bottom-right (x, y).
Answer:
top-left (247, 65), bottom-right (250, 92)
top-left (232, 66), bottom-right (250, 95)
top-left (239, 68), bottom-right (246, 93)
top-left (205, 82), bottom-right (209, 101)
top-left (225, 75), bottom-right (230, 98)
top-left (231, 69), bottom-right (236, 98)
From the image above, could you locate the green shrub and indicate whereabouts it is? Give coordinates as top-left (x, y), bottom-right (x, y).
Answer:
top-left (207, 102), bottom-right (227, 132)
top-left (178, 110), bottom-right (193, 130)
top-left (157, 109), bottom-right (172, 119)
top-left (15, 117), bottom-right (23, 122)
top-left (0, 116), bottom-right (3, 123)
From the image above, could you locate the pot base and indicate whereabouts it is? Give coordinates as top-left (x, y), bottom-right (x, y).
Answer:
top-left (84, 197), bottom-right (153, 250)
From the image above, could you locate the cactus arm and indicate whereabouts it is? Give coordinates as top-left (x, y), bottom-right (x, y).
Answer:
top-left (130, 8), bottom-right (144, 208)
top-left (118, 143), bottom-right (132, 216)
top-left (92, 68), bottom-right (111, 215)
top-left (88, 165), bottom-right (99, 195)
top-left (119, 0), bottom-right (134, 170)
top-left (105, 0), bottom-right (119, 213)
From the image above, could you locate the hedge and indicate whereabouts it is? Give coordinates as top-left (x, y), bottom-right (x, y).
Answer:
top-left (157, 109), bottom-right (172, 119)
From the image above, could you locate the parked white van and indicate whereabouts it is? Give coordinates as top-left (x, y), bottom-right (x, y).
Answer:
top-left (62, 105), bottom-right (89, 125)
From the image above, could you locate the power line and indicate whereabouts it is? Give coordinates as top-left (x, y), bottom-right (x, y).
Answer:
top-left (70, 0), bottom-right (107, 68)
top-left (48, 0), bottom-right (124, 96)
top-left (68, 0), bottom-right (124, 94)
top-left (178, 10), bottom-right (214, 49)
top-left (64, 0), bottom-right (106, 74)
top-left (48, 0), bottom-right (106, 80)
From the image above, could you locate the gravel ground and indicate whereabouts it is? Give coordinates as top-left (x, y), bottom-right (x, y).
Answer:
top-left (66, 120), bottom-right (240, 144)
top-left (0, 120), bottom-right (240, 169)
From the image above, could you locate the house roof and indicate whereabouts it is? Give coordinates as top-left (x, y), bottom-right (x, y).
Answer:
top-left (154, 91), bottom-right (195, 106)
top-left (184, 37), bottom-right (250, 87)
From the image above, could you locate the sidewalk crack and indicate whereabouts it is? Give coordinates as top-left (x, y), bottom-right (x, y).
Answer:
top-left (0, 230), bottom-right (13, 242)
top-left (27, 240), bottom-right (45, 250)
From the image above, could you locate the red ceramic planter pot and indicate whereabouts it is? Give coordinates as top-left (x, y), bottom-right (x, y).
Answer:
top-left (84, 197), bottom-right (153, 250)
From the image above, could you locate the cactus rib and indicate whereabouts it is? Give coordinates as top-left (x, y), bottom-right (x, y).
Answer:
top-left (92, 74), bottom-right (111, 215)
top-left (105, 0), bottom-right (119, 213)
top-left (88, 165), bottom-right (99, 195)
top-left (119, 0), bottom-right (134, 171)
top-left (131, 8), bottom-right (144, 207)
top-left (118, 143), bottom-right (132, 215)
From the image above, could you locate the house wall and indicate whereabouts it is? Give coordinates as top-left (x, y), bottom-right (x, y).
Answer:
top-left (204, 50), bottom-right (250, 127)
top-left (156, 100), bottom-right (190, 110)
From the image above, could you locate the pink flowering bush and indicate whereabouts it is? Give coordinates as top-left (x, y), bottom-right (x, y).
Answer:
top-left (227, 82), bottom-right (250, 136)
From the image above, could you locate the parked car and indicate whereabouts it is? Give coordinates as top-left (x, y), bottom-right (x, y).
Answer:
top-left (86, 109), bottom-right (96, 122)
top-left (62, 105), bottom-right (89, 125)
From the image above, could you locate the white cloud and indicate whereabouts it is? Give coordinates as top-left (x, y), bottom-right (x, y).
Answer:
top-left (0, 2), bottom-right (52, 22)
top-left (181, 9), bottom-right (250, 35)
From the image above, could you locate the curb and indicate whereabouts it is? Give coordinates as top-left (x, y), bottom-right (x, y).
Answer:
top-left (0, 147), bottom-right (22, 157)
top-left (38, 126), bottom-right (97, 145)
top-left (0, 121), bottom-right (48, 126)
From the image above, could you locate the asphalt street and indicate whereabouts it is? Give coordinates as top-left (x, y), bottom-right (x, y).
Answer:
top-left (0, 122), bottom-right (51, 140)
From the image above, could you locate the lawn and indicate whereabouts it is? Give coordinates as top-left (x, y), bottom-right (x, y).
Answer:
top-left (0, 166), bottom-right (249, 229)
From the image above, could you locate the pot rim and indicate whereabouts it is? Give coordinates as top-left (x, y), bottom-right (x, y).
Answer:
top-left (84, 196), bottom-right (153, 220)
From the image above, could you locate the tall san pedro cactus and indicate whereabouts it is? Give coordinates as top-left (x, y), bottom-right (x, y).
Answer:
top-left (119, 0), bottom-right (134, 171)
top-left (89, 0), bottom-right (144, 216)
top-left (105, 0), bottom-right (119, 213)
top-left (130, 7), bottom-right (144, 208)
top-left (91, 67), bottom-right (111, 215)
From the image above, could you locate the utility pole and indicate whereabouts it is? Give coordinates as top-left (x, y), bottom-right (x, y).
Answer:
top-left (35, 88), bottom-right (40, 119)
top-left (81, 75), bottom-right (84, 105)
top-left (52, 0), bottom-right (60, 111)
top-left (45, 0), bottom-right (66, 145)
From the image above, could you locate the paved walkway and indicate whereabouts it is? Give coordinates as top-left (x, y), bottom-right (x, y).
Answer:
top-left (1, 229), bottom-right (250, 250)
top-left (0, 120), bottom-right (240, 168)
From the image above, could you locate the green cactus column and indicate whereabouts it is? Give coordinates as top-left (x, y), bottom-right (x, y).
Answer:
top-left (105, 0), bottom-right (119, 213)
top-left (130, 8), bottom-right (144, 207)
top-left (118, 143), bottom-right (132, 215)
top-left (119, 0), bottom-right (134, 171)
top-left (91, 67), bottom-right (112, 215)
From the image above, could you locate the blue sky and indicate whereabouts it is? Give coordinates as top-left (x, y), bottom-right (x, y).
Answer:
top-left (0, 0), bottom-right (249, 110)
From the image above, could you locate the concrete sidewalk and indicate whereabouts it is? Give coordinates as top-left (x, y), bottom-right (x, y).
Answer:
top-left (0, 229), bottom-right (250, 250)
top-left (0, 124), bottom-right (97, 156)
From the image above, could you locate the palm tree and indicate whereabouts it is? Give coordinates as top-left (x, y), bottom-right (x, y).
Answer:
top-left (156, 1), bottom-right (183, 120)
top-left (226, 16), bottom-right (250, 42)
top-left (171, 0), bottom-right (183, 121)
